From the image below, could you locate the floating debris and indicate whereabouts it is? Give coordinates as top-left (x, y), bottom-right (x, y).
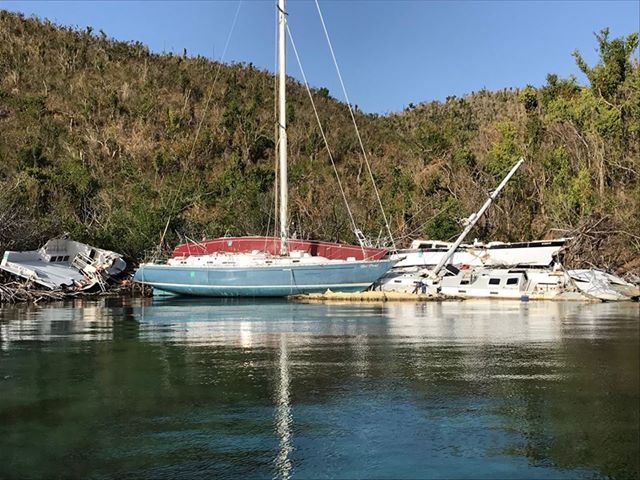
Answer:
top-left (0, 279), bottom-right (70, 303)
top-left (0, 271), bottom-right (151, 304)
top-left (290, 289), bottom-right (446, 303)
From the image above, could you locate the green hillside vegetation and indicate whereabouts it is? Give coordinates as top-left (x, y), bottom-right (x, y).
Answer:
top-left (0, 11), bottom-right (638, 273)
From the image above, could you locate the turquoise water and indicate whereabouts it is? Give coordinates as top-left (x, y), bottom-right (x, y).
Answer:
top-left (0, 298), bottom-right (638, 479)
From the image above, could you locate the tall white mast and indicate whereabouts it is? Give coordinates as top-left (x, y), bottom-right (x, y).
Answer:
top-left (278, 0), bottom-right (288, 255)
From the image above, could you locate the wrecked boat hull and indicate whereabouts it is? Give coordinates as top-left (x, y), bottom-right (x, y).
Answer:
top-left (0, 239), bottom-right (126, 291)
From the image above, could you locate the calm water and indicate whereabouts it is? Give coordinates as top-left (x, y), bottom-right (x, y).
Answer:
top-left (0, 298), bottom-right (638, 480)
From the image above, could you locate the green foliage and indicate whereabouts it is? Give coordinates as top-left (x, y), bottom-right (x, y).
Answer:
top-left (15, 95), bottom-right (47, 118)
top-left (17, 144), bottom-right (48, 170)
top-left (567, 167), bottom-right (595, 216)
top-left (0, 11), bottom-right (637, 270)
top-left (486, 122), bottom-right (521, 179)
top-left (317, 87), bottom-right (330, 99)
top-left (453, 148), bottom-right (476, 169)
top-left (573, 28), bottom-right (639, 101)
top-left (519, 85), bottom-right (538, 113)
top-left (54, 158), bottom-right (99, 198)
top-left (423, 197), bottom-right (464, 241)
top-left (541, 73), bottom-right (579, 107)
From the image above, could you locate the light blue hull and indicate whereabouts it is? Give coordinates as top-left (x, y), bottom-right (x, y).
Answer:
top-left (134, 260), bottom-right (393, 297)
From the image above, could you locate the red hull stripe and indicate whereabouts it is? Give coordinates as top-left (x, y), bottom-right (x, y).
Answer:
top-left (172, 236), bottom-right (387, 261)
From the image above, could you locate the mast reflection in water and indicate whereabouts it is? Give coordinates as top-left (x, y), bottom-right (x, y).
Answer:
top-left (0, 298), bottom-right (638, 479)
top-left (274, 336), bottom-right (293, 480)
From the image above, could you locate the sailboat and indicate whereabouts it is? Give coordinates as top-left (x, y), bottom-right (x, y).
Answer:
top-left (134, 0), bottom-right (394, 297)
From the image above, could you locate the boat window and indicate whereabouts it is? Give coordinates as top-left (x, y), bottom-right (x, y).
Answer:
top-left (63, 256), bottom-right (69, 261)
top-left (51, 256), bottom-right (58, 262)
top-left (488, 278), bottom-right (500, 285)
top-left (506, 278), bottom-right (519, 285)
top-left (445, 265), bottom-right (460, 275)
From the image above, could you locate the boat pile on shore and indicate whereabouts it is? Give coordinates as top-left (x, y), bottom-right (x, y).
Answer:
top-left (373, 239), bottom-right (639, 302)
top-left (0, 235), bottom-right (637, 304)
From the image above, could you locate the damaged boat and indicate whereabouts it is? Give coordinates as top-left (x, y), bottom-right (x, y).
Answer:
top-left (0, 238), bottom-right (127, 291)
top-left (376, 158), bottom-right (639, 302)
top-left (391, 237), bottom-right (569, 270)
top-left (378, 259), bottom-right (640, 304)
top-left (382, 266), bottom-right (638, 301)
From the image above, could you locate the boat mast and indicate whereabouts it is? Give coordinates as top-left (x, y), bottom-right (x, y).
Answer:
top-left (278, 0), bottom-right (288, 256)
top-left (429, 157), bottom-right (525, 279)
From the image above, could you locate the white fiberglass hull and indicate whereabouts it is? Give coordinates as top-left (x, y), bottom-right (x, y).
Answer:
top-left (392, 239), bottom-right (568, 270)
top-left (0, 238), bottom-right (126, 290)
top-left (377, 267), bottom-right (638, 302)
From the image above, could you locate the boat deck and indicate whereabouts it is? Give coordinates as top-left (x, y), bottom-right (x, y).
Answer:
top-left (1, 260), bottom-right (83, 288)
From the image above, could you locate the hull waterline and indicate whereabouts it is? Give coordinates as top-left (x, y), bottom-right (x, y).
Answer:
top-left (134, 260), bottom-right (394, 297)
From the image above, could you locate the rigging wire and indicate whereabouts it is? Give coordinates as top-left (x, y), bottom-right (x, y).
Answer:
top-left (313, 0), bottom-right (397, 251)
top-left (285, 23), bottom-right (365, 257)
top-left (156, 0), bottom-right (243, 258)
top-left (392, 202), bottom-right (457, 243)
top-left (265, 2), bottom-right (280, 252)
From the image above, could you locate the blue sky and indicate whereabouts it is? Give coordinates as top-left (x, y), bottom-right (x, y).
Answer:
top-left (3, 0), bottom-right (639, 113)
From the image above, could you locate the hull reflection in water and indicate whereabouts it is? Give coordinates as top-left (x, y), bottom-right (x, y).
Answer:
top-left (0, 298), bottom-right (638, 480)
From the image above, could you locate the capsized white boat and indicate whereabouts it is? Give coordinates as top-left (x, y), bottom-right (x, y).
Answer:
top-left (0, 238), bottom-right (127, 291)
top-left (567, 269), bottom-right (639, 301)
top-left (391, 238), bottom-right (569, 270)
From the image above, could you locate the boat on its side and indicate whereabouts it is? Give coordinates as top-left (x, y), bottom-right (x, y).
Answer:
top-left (391, 238), bottom-right (568, 270)
top-left (568, 269), bottom-right (640, 301)
top-left (0, 238), bottom-right (126, 291)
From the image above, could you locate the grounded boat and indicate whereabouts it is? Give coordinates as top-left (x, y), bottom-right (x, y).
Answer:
top-left (568, 269), bottom-right (640, 301)
top-left (375, 157), bottom-right (638, 302)
top-left (0, 238), bottom-right (126, 291)
top-left (377, 266), bottom-right (639, 302)
top-left (134, 0), bottom-right (393, 297)
top-left (136, 251), bottom-right (392, 297)
top-left (391, 238), bottom-right (568, 270)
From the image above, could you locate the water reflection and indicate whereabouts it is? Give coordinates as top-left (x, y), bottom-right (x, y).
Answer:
top-left (274, 336), bottom-right (292, 480)
top-left (0, 298), bottom-right (637, 479)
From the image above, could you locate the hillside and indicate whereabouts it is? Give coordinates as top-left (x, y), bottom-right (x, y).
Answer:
top-left (0, 11), bottom-right (638, 273)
